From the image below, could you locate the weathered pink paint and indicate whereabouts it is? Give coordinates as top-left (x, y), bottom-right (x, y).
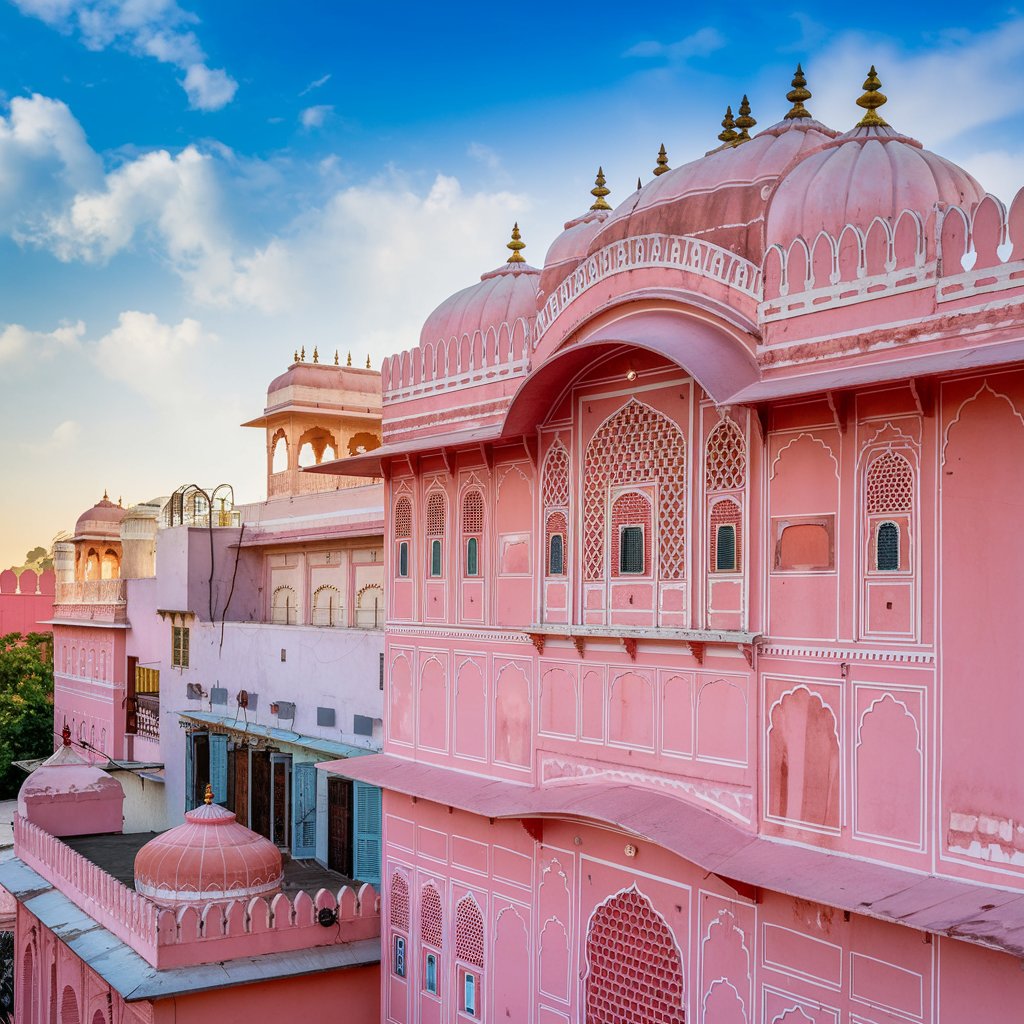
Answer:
top-left (308, 70), bottom-right (1024, 1022)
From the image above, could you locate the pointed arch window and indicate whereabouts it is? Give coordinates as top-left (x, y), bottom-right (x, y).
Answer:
top-left (876, 521), bottom-right (900, 571)
top-left (462, 490), bottom-right (484, 577)
top-left (426, 492), bottom-right (446, 578)
top-left (394, 495), bottom-right (412, 578)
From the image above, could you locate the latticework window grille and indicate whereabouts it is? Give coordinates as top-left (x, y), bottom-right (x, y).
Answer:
top-left (866, 450), bottom-right (914, 514)
top-left (455, 897), bottom-right (485, 968)
top-left (421, 885), bottom-right (443, 947)
top-left (705, 419), bottom-right (746, 492)
top-left (394, 496), bottom-right (412, 538)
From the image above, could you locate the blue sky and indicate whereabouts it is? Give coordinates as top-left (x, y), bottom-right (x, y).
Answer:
top-left (1, 0), bottom-right (1022, 567)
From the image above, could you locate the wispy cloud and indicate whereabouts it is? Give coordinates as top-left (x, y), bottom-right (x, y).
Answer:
top-left (10, 0), bottom-right (238, 110)
top-left (467, 142), bottom-right (502, 172)
top-left (624, 26), bottom-right (725, 64)
top-left (300, 104), bottom-right (333, 129)
top-left (300, 73), bottom-right (331, 96)
top-left (0, 320), bottom-right (84, 365)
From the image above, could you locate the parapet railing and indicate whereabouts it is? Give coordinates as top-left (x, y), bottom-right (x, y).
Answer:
top-left (55, 579), bottom-right (127, 605)
top-left (14, 814), bottom-right (380, 969)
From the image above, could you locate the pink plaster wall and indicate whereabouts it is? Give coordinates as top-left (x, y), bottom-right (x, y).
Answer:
top-left (0, 569), bottom-right (54, 635)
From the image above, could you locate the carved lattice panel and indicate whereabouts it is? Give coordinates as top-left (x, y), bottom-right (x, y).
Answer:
top-left (583, 401), bottom-right (686, 581)
top-left (394, 496), bottom-right (412, 538)
top-left (542, 443), bottom-right (571, 508)
top-left (421, 884), bottom-right (443, 947)
top-left (866, 450), bottom-right (914, 514)
top-left (455, 896), bottom-right (485, 967)
top-left (585, 887), bottom-right (686, 1024)
top-left (390, 872), bottom-right (409, 930)
top-left (706, 419), bottom-right (746, 492)
top-left (426, 492), bottom-right (446, 537)
top-left (463, 490), bottom-right (484, 533)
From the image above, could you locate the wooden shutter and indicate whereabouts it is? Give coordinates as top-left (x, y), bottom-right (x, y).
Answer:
top-left (292, 762), bottom-right (318, 859)
top-left (184, 734), bottom-right (196, 812)
top-left (353, 781), bottom-right (382, 885)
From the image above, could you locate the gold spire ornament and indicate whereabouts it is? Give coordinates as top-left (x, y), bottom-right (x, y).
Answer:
top-left (785, 64), bottom-right (812, 120)
top-left (653, 143), bottom-right (670, 176)
top-left (293, 348), bottom-right (299, 362)
top-left (718, 105), bottom-right (739, 145)
top-left (313, 346), bottom-right (319, 364)
top-left (856, 65), bottom-right (888, 127)
top-left (590, 168), bottom-right (612, 210)
top-left (637, 176), bottom-right (643, 191)
top-left (346, 351), bottom-right (352, 366)
top-left (366, 355), bottom-right (371, 369)
top-left (300, 345), bottom-right (306, 361)
top-left (506, 222), bottom-right (526, 263)
top-left (733, 95), bottom-right (757, 144)
top-left (334, 350), bottom-right (339, 365)
top-left (204, 783), bottom-right (213, 805)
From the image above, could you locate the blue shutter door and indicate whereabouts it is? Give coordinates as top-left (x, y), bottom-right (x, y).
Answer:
top-left (209, 734), bottom-right (228, 806)
top-left (353, 781), bottom-right (382, 886)
top-left (292, 762), bottom-right (318, 859)
top-left (185, 734), bottom-right (196, 811)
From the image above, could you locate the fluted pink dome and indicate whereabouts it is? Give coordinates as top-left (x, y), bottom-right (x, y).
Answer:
top-left (134, 798), bottom-right (282, 906)
top-left (765, 123), bottom-right (985, 247)
top-left (588, 118), bottom-right (838, 264)
top-left (74, 494), bottom-right (125, 540)
top-left (540, 208), bottom-right (610, 299)
top-left (419, 262), bottom-right (540, 348)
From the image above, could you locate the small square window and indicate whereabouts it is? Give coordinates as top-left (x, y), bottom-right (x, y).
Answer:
top-left (393, 935), bottom-right (406, 977)
top-left (619, 526), bottom-right (644, 575)
top-left (466, 537), bottom-right (479, 576)
top-left (463, 971), bottom-right (477, 1016)
top-left (548, 533), bottom-right (564, 576)
top-left (171, 625), bottom-right (190, 668)
top-left (397, 541), bottom-right (409, 578)
top-left (430, 539), bottom-right (442, 577)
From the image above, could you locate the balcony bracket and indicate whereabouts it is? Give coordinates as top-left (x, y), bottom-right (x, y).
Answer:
top-left (687, 641), bottom-right (705, 665)
top-left (571, 635), bottom-right (586, 659)
top-left (620, 637), bottom-right (638, 662)
top-left (527, 633), bottom-right (546, 656)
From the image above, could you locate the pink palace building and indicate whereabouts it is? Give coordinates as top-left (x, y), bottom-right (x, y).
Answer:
top-left (309, 67), bottom-right (1024, 1022)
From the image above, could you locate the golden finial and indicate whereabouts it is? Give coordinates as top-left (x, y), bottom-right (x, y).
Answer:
top-left (637, 176), bottom-right (643, 191)
top-left (118, 496), bottom-right (123, 508)
top-left (366, 355), bottom-right (371, 369)
top-left (333, 349), bottom-right (339, 365)
top-left (506, 222), bottom-right (526, 263)
top-left (785, 64), bottom-right (812, 120)
top-left (204, 783), bottom-right (213, 805)
top-left (718, 105), bottom-right (738, 145)
top-left (293, 348), bottom-right (299, 363)
top-left (313, 346), bottom-right (319, 364)
top-left (590, 168), bottom-right (611, 211)
top-left (856, 65), bottom-right (888, 127)
top-left (653, 143), bottom-right (670, 176)
top-left (733, 95), bottom-right (757, 144)
top-left (346, 351), bottom-right (352, 366)
top-left (300, 345), bottom-right (306, 361)
top-left (103, 489), bottom-right (109, 501)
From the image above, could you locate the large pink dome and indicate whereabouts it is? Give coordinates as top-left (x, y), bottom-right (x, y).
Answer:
top-left (765, 123), bottom-right (984, 247)
top-left (134, 794), bottom-right (282, 906)
top-left (419, 261), bottom-right (540, 350)
top-left (74, 494), bottom-right (125, 540)
top-left (588, 117), bottom-right (838, 265)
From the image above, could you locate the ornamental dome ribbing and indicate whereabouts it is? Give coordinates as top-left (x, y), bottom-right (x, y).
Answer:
top-left (134, 791), bottom-right (282, 906)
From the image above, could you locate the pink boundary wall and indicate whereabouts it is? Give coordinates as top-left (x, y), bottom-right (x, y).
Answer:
top-left (0, 569), bottom-right (54, 635)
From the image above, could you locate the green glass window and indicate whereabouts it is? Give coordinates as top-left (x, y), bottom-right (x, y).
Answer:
top-left (876, 521), bottom-right (899, 571)
top-left (549, 534), bottom-right (564, 575)
top-left (430, 539), bottom-right (442, 577)
top-left (715, 524), bottom-right (737, 571)
top-left (466, 537), bottom-right (479, 576)
top-left (398, 541), bottom-right (409, 577)
top-left (619, 526), bottom-right (644, 574)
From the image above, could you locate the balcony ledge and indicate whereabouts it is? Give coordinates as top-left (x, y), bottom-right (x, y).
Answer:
top-left (524, 624), bottom-right (760, 664)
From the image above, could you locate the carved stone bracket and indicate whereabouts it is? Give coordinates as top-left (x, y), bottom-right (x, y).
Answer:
top-left (527, 633), bottom-right (546, 655)
top-left (571, 635), bottom-right (586, 658)
top-left (687, 641), bottom-right (705, 665)
top-left (739, 643), bottom-right (754, 668)
top-left (621, 637), bottom-right (638, 661)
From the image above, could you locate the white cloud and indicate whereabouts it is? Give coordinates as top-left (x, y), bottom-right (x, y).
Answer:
top-left (50, 419), bottom-right (81, 445)
top-left (300, 104), bottom-right (333, 129)
top-left (467, 142), bottom-right (502, 172)
top-left (624, 27), bottom-right (725, 63)
top-left (11, 0), bottom-right (237, 110)
top-left (0, 320), bottom-right (85, 364)
top-left (94, 310), bottom-right (211, 400)
top-left (300, 73), bottom-right (331, 96)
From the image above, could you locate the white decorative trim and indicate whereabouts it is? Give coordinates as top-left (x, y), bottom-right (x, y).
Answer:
top-left (387, 624), bottom-right (531, 644)
top-left (759, 643), bottom-right (934, 664)
top-left (535, 232), bottom-right (761, 340)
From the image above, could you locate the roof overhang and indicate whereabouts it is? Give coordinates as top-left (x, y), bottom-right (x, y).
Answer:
top-left (319, 753), bottom-right (1024, 959)
top-left (179, 711), bottom-right (375, 760)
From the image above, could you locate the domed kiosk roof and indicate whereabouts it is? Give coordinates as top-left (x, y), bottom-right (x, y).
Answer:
top-left (73, 492), bottom-right (126, 541)
top-left (134, 785), bottom-right (282, 906)
top-left (18, 726), bottom-right (125, 837)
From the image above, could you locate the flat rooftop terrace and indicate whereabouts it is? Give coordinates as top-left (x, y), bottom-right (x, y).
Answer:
top-left (63, 831), bottom-right (354, 897)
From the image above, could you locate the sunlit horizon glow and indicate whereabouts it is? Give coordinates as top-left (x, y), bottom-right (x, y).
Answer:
top-left (1, 0), bottom-right (1021, 567)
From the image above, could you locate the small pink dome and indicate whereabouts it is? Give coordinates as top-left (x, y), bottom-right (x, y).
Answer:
top-left (588, 118), bottom-right (838, 264)
top-left (134, 798), bottom-right (282, 906)
top-left (765, 123), bottom-right (985, 247)
top-left (419, 262), bottom-right (540, 349)
top-left (74, 494), bottom-right (125, 539)
top-left (267, 362), bottom-right (379, 395)
top-left (539, 208), bottom-right (610, 299)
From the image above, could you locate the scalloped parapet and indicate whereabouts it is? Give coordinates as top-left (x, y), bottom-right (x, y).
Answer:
top-left (13, 814), bottom-right (380, 970)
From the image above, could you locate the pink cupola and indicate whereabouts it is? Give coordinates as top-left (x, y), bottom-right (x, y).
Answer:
top-left (765, 67), bottom-right (985, 248)
top-left (539, 168), bottom-right (615, 298)
top-left (134, 785), bottom-right (282, 906)
top-left (418, 222), bottom-right (540, 355)
top-left (588, 70), bottom-right (839, 264)
top-left (73, 491), bottom-right (126, 542)
top-left (17, 725), bottom-right (125, 837)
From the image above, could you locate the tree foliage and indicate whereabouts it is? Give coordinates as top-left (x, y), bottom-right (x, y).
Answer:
top-left (0, 633), bottom-right (54, 800)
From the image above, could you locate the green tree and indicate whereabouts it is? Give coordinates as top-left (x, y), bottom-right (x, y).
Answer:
top-left (0, 633), bottom-right (54, 800)
top-left (24, 548), bottom-right (46, 564)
